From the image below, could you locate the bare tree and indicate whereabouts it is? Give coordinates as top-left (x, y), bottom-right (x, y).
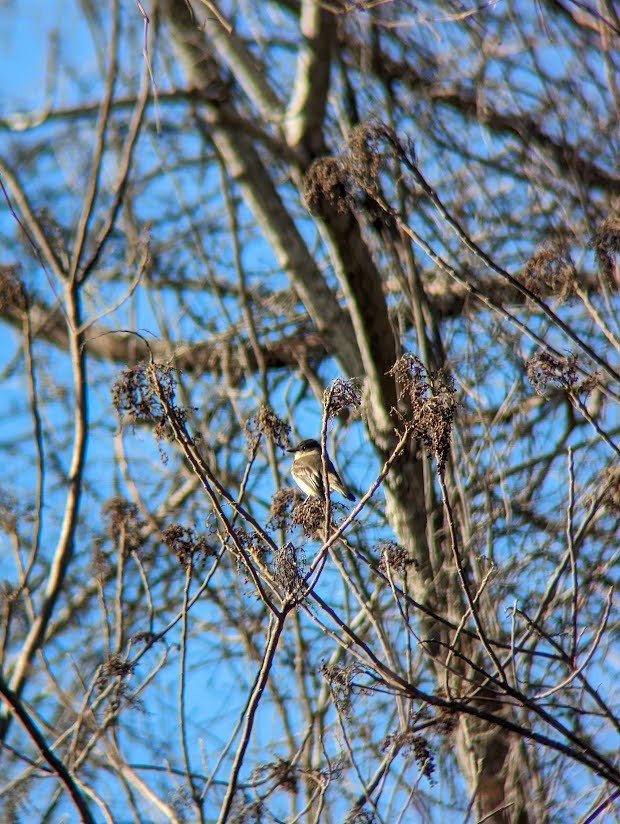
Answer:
top-left (1, 1), bottom-right (619, 821)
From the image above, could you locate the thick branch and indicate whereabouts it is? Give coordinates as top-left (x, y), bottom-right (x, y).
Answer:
top-left (163, 0), bottom-right (363, 378)
top-left (0, 298), bottom-right (328, 378)
top-left (285, 0), bottom-right (336, 157)
top-left (194, 0), bottom-right (283, 121)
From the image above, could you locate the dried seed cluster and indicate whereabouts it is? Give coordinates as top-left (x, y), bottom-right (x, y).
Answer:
top-left (526, 352), bottom-right (579, 394)
top-left (382, 729), bottom-right (436, 782)
top-left (102, 497), bottom-right (146, 556)
top-left (523, 244), bottom-right (574, 300)
top-left (390, 354), bottom-right (457, 471)
top-left (324, 378), bottom-right (362, 419)
top-left (272, 541), bottom-right (305, 595)
top-left (291, 496), bottom-right (326, 537)
top-left (304, 122), bottom-right (400, 237)
top-left (246, 404), bottom-right (291, 450)
top-left (0, 265), bottom-right (26, 312)
top-left (162, 524), bottom-right (211, 568)
top-left (378, 541), bottom-right (418, 574)
top-left (268, 487), bottom-right (303, 532)
top-left (111, 363), bottom-right (187, 447)
top-left (592, 214), bottom-right (620, 286)
top-left (321, 662), bottom-right (365, 716)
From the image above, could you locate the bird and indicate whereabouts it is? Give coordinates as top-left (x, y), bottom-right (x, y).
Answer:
top-left (287, 439), bottom-right (356, 502)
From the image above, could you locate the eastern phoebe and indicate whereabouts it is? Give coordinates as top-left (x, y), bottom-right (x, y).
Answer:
top-left (287, 439), bottom-right (356, 502)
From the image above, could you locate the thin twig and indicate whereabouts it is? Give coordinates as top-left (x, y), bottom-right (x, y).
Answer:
top-left (217, 612), bottom-right (289, 823)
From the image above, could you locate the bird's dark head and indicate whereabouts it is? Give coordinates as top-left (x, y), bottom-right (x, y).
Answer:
top-left (286, 438), bottom-right (321, 454)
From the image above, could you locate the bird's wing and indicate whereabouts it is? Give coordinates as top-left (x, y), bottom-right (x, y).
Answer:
top-left (326, 458), bottom-right (346, 489)
top-left (326, 459), bottom-right (355, 500)
top-left (292, 462), bottom-right (324, 498)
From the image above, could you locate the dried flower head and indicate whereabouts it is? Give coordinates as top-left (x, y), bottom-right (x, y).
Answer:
top-left (268, 488), bottom-right (300, 532)
top-left (602, 464), bottom-right (620, 514)
top-left (304, 156), bottom-right (349, 216)
top-left (233, 528), bottom-right (271, 574)
top-left (246, 404), bottom-right (291, 450)
top-left (592, 214), bottom-right (620, 287)
top-left (390, 355), bottom-right (457, 471)
top-left (291, 496), bottom-right (326, 537)
top-left (321, 662), bottom-right (365, 716)
top-left (162, 524), bottom-right (211, 568)
top-left (382, 729), bottom-right (436, 782)
top-left (272, 541), bottom-right (305, 597)
top-left (112, 363), bottom-right (164, 423)
top-left (378, 541), bottom-right (418, 575)
top-left (526, 352), bottom-right (579, 395)
top-left (252, 758), bottom-right (299, 795)
top-left (324, 378), bottom-right (362, 419)
top-left (344, 122), bottom-right (390, 197)
top-left (436, 707), bottom-right (459, 735)
top-left (0, 265), bottom-right (27, 313)
top-left (0, 488), bottom-right (18, 534)
top-left (96, 653), bottom-right (135, 697)
top-left (523, 244), bottom-right (574, 300)
top-left (304, 122), bottom-right (401, 236)
top-left (112, 362), bottom-right (188, 450)
top-left (102, 498), bottom-right (146, 556)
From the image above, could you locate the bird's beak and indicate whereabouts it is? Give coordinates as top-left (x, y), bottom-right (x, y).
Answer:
top-left (286, 446), bottom-right (297, 453)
